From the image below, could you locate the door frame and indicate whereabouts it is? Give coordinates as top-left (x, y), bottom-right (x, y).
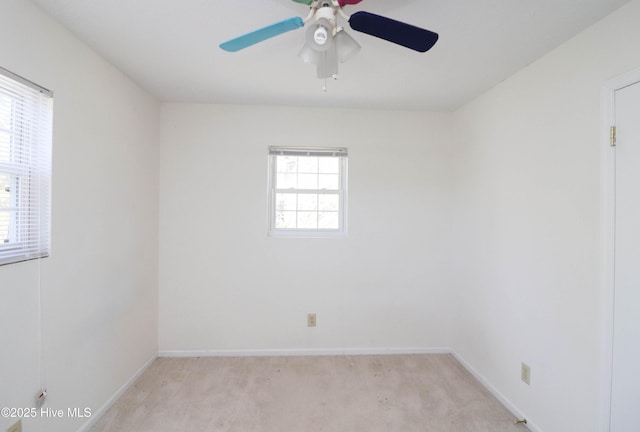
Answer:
top-left (599, 68), bottom-right (640, 432)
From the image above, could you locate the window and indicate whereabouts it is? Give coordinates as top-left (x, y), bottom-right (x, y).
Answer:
top-left (268, 147), bottom-right (347, 237)
top-left (0, 67), bottom-right (53, 266)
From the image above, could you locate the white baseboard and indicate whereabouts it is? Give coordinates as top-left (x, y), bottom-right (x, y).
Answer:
top-left (451, 351), bottom-right (543, 432)
top-left (77, 354), bottom-right (157, 432)
top-left (159, 347), bottom-right (452, 358)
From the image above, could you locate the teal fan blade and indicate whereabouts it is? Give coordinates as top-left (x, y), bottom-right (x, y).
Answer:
top-left (220, 17), bottom-right (304, 52)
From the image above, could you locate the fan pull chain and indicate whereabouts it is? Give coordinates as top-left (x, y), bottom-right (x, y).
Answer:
top-left (322, 75), bottom-right (339, 93)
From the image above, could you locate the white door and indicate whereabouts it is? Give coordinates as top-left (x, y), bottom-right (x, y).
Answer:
top-left (610, 80), bottom-right (640, 431)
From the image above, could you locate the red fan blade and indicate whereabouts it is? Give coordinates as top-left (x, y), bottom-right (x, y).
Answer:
top-left (338, 0), bottom-right (363, 6)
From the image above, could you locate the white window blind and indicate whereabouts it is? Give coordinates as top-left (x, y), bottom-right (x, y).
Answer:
top-left (268, 146), bottom-right (347, 237)
top-left (0, 67), bottom-right (53, 266)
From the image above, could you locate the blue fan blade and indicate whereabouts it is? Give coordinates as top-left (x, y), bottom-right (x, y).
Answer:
top-left (220, 17), bottom-right (304, 52)
top-left (349, 11), bottom-right (438, 53)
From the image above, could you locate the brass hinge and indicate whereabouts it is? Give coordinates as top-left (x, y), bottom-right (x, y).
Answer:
top-left (610, 126), bottom-right (617, 147)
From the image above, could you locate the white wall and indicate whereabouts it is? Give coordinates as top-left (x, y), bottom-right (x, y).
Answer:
top-left (159, 104), bottom-right (453, 353)
top-left (0, 1), bottom-right (159, 431)
top-left (450, 1), bottom-right (640, 431)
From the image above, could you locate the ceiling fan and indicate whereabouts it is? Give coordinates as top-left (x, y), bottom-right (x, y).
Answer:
top-left (219, 0), bottom-right (439, 80)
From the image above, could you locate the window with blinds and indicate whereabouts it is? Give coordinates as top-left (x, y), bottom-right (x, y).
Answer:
top-left (0, 67), bottom-right (53, 266)
top-left (268, 147), bottom-right (347, 237)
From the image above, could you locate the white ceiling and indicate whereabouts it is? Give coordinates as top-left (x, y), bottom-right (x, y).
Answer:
top-left (31, 0), bottom-right (629, 110)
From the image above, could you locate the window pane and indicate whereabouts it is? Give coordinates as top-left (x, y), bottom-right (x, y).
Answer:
top-left (0, 211), bottom-right (10, 243)
top-left (319, 157), bottom-right (339, 174)
top-left (319, 194), bottom-right (339, 211)
top-left (298, 174), bottom-right (318, 189)
top-left (0, 93), bottom-right (11, 130)
top-left (275, 211), bottom-right (297, 229)
top-left (277, 156), bottom-right (297, 173)
top-left (0, 173), bottom-right (10, 208)
top-left (0, 70), bottom-right (52, 265)
top-left (297, 212), bottom-right (317, 229)
top-left (0, 132), bottom-right (10, 163)
top-left (298, 194), bottom-right (318, 211)
top-left (276, 173), bottom-right (297, 189)
top-left (319, 174), bottom-right (339, 190)
top-left (298, 157), bottom-right (318, 173)
top-left (269, 148), bottom-right (346, 237)
top-left (275, 193), bottom-right (297, 211)
top-left (318, 212), bottom-right (339, 229)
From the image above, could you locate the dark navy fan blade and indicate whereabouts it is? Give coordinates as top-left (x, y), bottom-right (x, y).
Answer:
top-left (349, 11), bottom-right (438, 53)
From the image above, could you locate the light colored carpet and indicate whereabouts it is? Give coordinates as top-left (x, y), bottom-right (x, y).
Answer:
top-left (89, 354), bottom-right (529, 431)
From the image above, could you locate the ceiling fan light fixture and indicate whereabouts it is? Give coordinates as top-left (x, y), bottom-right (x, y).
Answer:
top-left (306, 18), bottom-right (333, 52)
top-left (317, 36), bottom-right (338, 79)
top-left (298, 43), bottom-right (321, 65)
top-left (336, 29), bottom-right (361, 63)
top-left (314, 26), bottom-right (328, 45)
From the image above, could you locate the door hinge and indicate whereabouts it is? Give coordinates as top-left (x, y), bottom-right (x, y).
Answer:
top-left (610, 126), bottom-right (617, 147)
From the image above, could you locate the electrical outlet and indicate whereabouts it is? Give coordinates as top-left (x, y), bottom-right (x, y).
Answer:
top-left (521, 362), bottom-right (531, 385)
top-left (6, 419), bottom-right (22, 432)
top-left (307, 313), bottom-right (317, 327)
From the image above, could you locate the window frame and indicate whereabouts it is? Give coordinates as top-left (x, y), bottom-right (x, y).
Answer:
top-left (0, 66), bottom-right (53, 266)
top-left (267, 146), bottom-right (348, 238)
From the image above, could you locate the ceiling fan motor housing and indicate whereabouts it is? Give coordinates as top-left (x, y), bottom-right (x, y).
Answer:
top-left (314, 6), bottom-right (337, 31)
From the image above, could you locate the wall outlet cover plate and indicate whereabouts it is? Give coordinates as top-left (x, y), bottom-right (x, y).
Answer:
top-left (307, 313), bottom-right (317, 327)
